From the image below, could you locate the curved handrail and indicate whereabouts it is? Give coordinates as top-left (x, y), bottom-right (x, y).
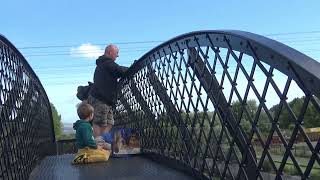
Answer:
top-left (0, 34), bottom-right (55, 141)
top-left (128, 30), bottom-right (320, 97)
top-left (117, 30), bottom-right (320, 179)
top-left (0, 34), bottom-right (56, 179)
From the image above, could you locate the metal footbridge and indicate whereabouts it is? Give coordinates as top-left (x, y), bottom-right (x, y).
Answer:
top-left (1, 30), bottom-right (320, 179)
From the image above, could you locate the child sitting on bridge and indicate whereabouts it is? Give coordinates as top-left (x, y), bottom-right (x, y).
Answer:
top-left (72, 102), bottom-right (110, 164)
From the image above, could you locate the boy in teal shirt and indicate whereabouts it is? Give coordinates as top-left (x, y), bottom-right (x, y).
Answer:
top-left (72, 102), bottom-right (110, 164)
top-left (73, 119), bottom-right (96, 149)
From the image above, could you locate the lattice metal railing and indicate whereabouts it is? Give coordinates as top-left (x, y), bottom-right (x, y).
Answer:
top-left (0, 35), bottom-right (55, 180)
top-left (56, 139), bottom-right (77, 155)
top-left (114, 31), bottom-right (320, 179)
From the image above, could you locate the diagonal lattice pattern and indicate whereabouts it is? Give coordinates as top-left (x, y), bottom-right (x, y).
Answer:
top-left (0, 35), bottom-right (55, 180)
top-left (114, 31), bottom-right (320, 179)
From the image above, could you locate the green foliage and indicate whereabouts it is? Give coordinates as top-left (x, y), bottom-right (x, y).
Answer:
top-left (271, 97), bottom-right (320, 129)
top-left (262, 159), bottom-right (273, 172)
top-left (156, 96), bottom-right (319, 148)
top-left (304, 100), bottom-right (320, 128)
top-left (231, 99), bottom-right (271, 136)
top-left (51, 103), bottom-right (63, 139)
top-left (310, 170), bottom-right (320, 180)
top-left (283, 165), bottom-right (299, 176)
top-left (57, 133), bottom-right (75, 140)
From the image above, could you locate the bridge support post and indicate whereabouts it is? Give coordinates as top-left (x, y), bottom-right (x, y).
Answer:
top-left (130, 80), bottom-right (167, 152)
top-left (117, 79), bottom-right (167, 153)
top-left (146, 63), bottom-right (195, 164)
top-left (187, 48), bottom-right (258, 179)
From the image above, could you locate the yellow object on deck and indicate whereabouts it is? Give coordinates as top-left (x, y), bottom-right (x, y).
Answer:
top-left (72, 147), bottom-right (111, 164)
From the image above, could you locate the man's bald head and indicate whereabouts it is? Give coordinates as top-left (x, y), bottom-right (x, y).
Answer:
top-left (104, 44), bottom-right (119, 61)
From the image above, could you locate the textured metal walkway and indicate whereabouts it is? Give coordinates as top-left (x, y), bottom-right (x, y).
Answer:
top-left (29, 154), bottom-right (195, 180)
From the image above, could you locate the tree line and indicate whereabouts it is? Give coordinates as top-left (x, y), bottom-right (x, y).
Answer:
top-left (51, 96), bottom-right (319, 140)
top-left (51, 103), bottom-right (75, 140)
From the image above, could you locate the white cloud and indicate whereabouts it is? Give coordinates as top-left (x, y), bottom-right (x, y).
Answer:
top-left (70, 43), bottom-right (103, 58)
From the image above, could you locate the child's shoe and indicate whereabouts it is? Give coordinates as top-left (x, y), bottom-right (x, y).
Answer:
top-left (72, 153), bottom-right (88, 164)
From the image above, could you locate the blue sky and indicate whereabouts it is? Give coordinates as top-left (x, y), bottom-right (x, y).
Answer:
top-left (1, 0), bottom-right (320, 124)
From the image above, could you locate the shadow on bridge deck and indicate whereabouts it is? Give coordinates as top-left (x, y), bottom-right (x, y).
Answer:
top-left (29, 154), bottom-right (196, 180)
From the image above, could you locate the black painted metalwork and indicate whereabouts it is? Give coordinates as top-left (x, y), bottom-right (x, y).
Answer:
top-left (114, 30), bottom-right (320, 179)
top-left (2, 30), bottom-right (320, 180)
top-left (0, 35), bottom-right (55, 180)
top-left (56, 139), bottom-right (77, 155)
top-left (29, 154), bottom-right (196, 180)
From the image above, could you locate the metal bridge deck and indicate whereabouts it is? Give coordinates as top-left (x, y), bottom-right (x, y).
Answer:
top-left (29, 154), bottom-right (195, 180)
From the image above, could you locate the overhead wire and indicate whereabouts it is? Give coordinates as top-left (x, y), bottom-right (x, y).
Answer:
top-left (18, 40), bottom-right (163, 49)
top-left (17, 30), bottom-right (320, 50)
top-left (18, 33), bottom-right (320, 57)
top-left (16, 30), bottom-right (320, 83)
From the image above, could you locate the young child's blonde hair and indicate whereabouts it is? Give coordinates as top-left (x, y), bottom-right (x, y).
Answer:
top-left (77, 101), bottom-right (94, 119)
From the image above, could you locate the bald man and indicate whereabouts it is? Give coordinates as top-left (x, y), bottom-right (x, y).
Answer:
top-left (88, 44), bottom-right (128, 139)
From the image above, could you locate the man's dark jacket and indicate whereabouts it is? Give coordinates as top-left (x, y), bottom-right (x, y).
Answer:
top-left (90, 56), bottom-right (128, 106)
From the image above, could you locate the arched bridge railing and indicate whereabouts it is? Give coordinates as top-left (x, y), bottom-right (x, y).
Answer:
top-left (114, 30), bottom-right (320, 179)
top-left (0, 35), bottom-right (55, 179)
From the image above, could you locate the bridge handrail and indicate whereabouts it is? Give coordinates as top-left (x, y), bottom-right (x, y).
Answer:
top-left (127, 30), bottom-right (320, 97)
top-left (0, 34), bottom-right (56, 179)
top-left (116, 30), bottom-right (320, 179)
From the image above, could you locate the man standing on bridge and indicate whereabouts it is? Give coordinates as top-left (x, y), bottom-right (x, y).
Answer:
top-left (88, 44), bottom-right (128, 148)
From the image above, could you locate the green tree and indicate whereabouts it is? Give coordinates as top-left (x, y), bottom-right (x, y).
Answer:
top-left (51, 103), bottom-right (63, 139)
top-left (303, 97), bottom-right (320, 128)
top-left (58, 133), bottom-right (75, 140)
top-left (231, 100), bottom-right (256, 135)
top-left (231, 99), bottom-right (270, 136)
top-left (271, 97), bottom-right (320, 129)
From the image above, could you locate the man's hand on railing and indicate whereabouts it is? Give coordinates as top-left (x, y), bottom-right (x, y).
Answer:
top-left (132, 59), bottom-right (138, 66)
top-left (124, 59), bottom-right (139, 77)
